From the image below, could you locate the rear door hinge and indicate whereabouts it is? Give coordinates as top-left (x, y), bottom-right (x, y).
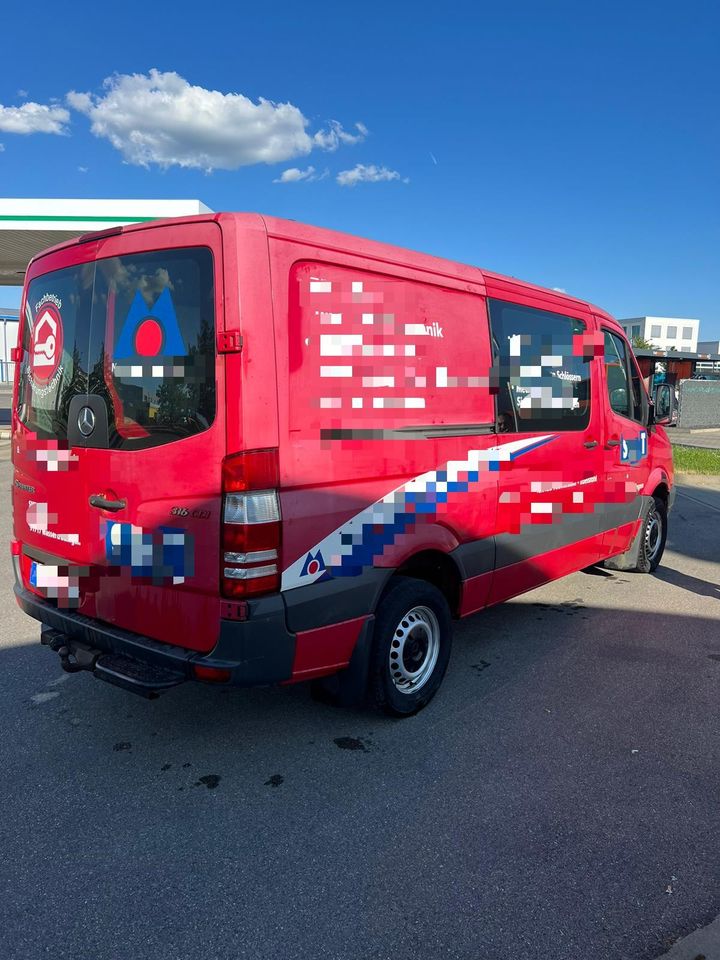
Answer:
top-left (217, 331), bottom-right (243, 354)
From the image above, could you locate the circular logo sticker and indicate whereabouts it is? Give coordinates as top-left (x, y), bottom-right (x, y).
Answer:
top-left (30, 303), bottom-right (63, 385)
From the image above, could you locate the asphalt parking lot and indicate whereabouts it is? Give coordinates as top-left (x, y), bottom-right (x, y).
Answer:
top-left (1, 443), bottom-right (719, 960)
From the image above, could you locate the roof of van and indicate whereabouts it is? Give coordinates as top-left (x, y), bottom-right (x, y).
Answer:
top-left (26, 211), bottom-right (622, 327)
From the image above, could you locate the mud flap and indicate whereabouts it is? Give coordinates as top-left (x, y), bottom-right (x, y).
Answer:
top-left (311, 616), bottom-right (375, 708)
top-left (603, 535), bottom-right (642, 572)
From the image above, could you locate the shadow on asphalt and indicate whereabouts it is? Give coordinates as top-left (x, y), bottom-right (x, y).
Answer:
top-left (7, 596), bottom-right (720, 752)
top-left (654, 565), bottom-right (720, 599)
top-left (665, 481), bottom-right (720, 567)
top-left (3, 582), bottom-right (720, 960)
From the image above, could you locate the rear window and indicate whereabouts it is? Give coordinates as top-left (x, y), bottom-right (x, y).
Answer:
top-left (17, 247), bottom-right (216, 450)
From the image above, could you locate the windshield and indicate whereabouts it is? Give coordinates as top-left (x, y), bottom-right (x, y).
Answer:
top-left (17, 246), bottom-right (216, 450)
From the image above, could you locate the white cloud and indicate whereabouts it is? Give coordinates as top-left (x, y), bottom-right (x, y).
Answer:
top-left (0, 143), bottom-right (4, 152)
top-left (274, 165), bottom-right (316, 183)
top-left (313, 120), bottom-right (368, 151)
top-left (17, 89), bottom-right (28, 98)
top-left (0, 101), bottom-right (70, 135)
top-left (336, 163), bottom-right (408, 187)
top-left (552, 287), bottom-right (567, 293)
top-left (67, 69), bottom-right (367, 173)
top-left (78, 165), bottom-right (89, 173)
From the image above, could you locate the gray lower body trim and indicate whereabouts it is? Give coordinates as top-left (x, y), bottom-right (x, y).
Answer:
top-left (451, 538), bottom-right (496, 579)
top-left (495, 497), bottom-right (643, 568)
top-left (283, 567), bottom-right (392, 634)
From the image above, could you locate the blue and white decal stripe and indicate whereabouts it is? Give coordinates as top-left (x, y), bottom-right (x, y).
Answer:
top-left (281, 434), bottom-right (555, 591)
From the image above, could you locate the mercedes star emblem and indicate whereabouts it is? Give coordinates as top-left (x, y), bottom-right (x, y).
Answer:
top-left (78, 406), bottom-right (96, 437)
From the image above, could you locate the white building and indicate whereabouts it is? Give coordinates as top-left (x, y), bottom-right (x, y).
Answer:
top-left (0, 307), bottom-right (19, 383)
top-left (618, 316), bottom-right (699, 352)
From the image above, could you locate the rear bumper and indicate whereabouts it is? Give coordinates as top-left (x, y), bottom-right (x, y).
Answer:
top-left (14, 584), bottom-right (296, 689)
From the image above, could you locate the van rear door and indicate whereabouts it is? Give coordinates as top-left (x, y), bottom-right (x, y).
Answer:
top-left (14, 220), bottom-right (225, 654)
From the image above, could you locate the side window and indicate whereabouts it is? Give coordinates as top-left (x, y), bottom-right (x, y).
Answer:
top-left (603, 331), bottom-right (632, 417)
top-left (488, 299), bottom-right (591, 433)
top-left (628, 350), bottom-right (647, 423)
top-left (603, 330), bottom-right (645, 422)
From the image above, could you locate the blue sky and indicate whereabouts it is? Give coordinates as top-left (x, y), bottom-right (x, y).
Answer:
top-left (1, 0), bottom-right (719, 337)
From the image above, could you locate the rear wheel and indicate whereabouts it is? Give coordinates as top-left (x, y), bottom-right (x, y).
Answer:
top-left (370, 577), bottom-right (452, 717)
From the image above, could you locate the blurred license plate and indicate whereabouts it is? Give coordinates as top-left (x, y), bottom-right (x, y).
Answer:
top-left (29, 560), bottom-right (82, 605)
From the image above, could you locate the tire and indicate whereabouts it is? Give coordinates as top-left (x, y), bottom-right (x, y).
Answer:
top-left (369, 577), bottom-right (453, 717)
top-left (635, 495), bottom-right (668, 573)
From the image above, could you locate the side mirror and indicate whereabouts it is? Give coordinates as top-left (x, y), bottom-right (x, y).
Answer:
top-left (610, 387), bottom-right (628, 409)
top-left (653, 383), bottom-right (674, 425)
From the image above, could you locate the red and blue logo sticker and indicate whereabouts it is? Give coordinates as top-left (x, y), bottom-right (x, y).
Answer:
top-left (300, 550), bottom-right (330, 581)
top-left (113, 289), bottom-right (186, 376)
top-left (30, 301), bottom-right (64, 387)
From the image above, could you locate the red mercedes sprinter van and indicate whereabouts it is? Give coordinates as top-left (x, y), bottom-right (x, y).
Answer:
top-left (11, 214), bottom-right (674, 715)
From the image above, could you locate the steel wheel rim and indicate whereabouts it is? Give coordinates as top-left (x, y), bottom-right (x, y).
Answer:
top-left (389, 605), bottom-right (440, 694)
top-left (645, 509), bottom-right (662, 562)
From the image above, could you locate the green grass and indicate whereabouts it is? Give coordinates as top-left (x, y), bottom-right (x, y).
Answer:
top-left (673, 445), bottom-right (720, 475)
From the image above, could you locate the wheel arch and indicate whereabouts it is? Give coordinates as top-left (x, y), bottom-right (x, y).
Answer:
top-left (378, 549), bottom-right (463, 618)
top-left (644, 467), bottom-right (671, 502)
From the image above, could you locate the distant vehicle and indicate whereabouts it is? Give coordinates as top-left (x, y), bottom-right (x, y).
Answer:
top-left (11, 214), bottom-right (675, 715)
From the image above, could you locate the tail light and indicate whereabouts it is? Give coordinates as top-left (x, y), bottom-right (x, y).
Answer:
top-left (221, 448), bottom-right (281, 598)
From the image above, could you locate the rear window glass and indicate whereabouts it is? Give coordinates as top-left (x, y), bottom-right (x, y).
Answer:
top-left (17, 247), bottom-right (216, 450)
top-left (17, 264), bottom-right (95, 440)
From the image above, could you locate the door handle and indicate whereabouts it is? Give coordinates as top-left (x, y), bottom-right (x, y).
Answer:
top-left (89, 494), bottom-right (126, 512)
top-left (583, 440), bottom-right (598, 449)
top-left (605, 439), bottom-right (621, 448)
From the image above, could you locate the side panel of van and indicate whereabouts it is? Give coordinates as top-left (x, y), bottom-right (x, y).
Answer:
top-left (265, 238), bottom-right (651, 680)
top-left (13, 220), bottom-right (226, 653)
top-left (266, 239), bottom-right (501, 678)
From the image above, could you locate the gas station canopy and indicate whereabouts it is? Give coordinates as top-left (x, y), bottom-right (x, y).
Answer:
top-left (0, 198), bottom-right (213, 285)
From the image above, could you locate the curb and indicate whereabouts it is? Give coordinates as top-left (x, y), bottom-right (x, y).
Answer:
top-left (671, 440), bottom-right (720, 451)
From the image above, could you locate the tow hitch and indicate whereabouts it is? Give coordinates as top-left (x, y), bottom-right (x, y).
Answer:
top-left (40, 627), bottom-right (186, 699)
top-left (41, 628), bottom-right (97, 673)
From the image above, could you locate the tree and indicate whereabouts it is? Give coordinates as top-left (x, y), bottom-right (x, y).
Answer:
top-left (631, 334), bottom-right (655, 350)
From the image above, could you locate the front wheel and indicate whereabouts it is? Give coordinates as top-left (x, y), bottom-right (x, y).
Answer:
top-left (370, 577), bottom-right (452, 717)
top-left (635, 495), bottom-right (668, 573)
